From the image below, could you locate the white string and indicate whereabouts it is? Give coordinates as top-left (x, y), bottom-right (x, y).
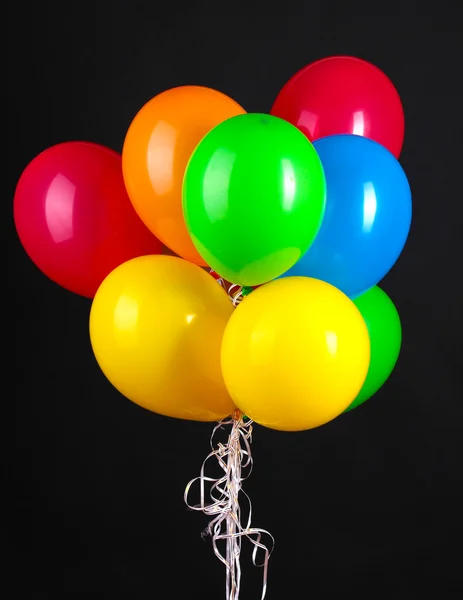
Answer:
top-left (208, 269), bottom-right (247, 307)
top-left (184, 411), bottom-right (274, 599)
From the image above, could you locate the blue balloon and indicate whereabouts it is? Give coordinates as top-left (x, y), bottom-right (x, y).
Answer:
top-left (279, 134), bottom-right (412, 298)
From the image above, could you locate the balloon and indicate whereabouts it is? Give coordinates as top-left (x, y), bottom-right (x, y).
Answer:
top-left (279, 134), bottom-right (412, 299)
top-left (89, 255), bottom-right (236, 422)
top-left (220, 277), bottom-right (370, 431)
top-left (122, 86), bottom-right (246, 265)
top-left (271, 55), bottom-right (404, 158)
top-left (183, 113), bottom-right (326, 287)
top-left (345, 286), bottom-right (402, 412)
top-left (13, 141), bottom-right (162, 298)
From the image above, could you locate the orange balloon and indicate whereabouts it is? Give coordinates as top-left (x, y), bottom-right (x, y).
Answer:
top-left (122, 86), bottom-right (246, 266)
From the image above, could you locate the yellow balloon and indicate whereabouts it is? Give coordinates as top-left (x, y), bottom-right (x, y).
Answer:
top-left (221, 277), bottom-right (370, 431)
top-left (89, 255), bottom-right (236, 422)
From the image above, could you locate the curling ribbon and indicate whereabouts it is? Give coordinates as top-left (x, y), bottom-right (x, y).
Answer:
top-left (184, 410), bottom-right (274, 599)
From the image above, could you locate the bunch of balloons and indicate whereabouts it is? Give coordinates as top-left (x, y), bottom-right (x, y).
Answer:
top-left (14, 55), bottom-right (411, 432)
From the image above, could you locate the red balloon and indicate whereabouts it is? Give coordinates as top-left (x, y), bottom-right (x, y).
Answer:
top-left (14, 141), bottom-right (163, 297)
top-left (271, 56), bottom-right (405, 158)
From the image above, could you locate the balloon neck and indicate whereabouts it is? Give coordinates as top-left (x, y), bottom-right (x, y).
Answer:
top-left (232, 408), bottom-right (243, 421)
top-left (241, 286), bottom-right (253, 297)
top-left (231, 409), bottom-right (250, 423)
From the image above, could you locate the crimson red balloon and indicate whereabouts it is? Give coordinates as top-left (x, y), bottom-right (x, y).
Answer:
top-left (14, 141), bottom-right (163, 297)
top-left (271, 56), bottom-right (405, 158)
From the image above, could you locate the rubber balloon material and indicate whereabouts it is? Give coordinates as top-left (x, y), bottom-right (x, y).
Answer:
top-left (279, 134), bottom-right (412, 299)
top-left (122, 86), bottom-right (246, 266)
top-left (345, 286), bottom-right (402, 412)
top-left (14, 142), bottom-right (162, 298)
top-left (221, 277), bottom-right (370, 431)
top-left (89, 255), bottom-right (236, 422)
top-left (183, 113), bottom-right (326, 287)
top-left (271, 55), bottom-right (404, 158)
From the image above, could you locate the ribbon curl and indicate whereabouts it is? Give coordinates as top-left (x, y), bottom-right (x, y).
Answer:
top-left (184, 410), bottom-right (274, 600)
top-left (208, 269), bottom-right (246, 306)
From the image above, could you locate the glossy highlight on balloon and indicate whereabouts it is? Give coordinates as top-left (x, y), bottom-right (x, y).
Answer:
top-left (122, 86), bottom-right (246, 265)
top-left (13, 141), bottom-right (163, 298)
top-left (345, 286), bottom-right (402, 412)
top-left (279, 134), bottom-right (412, 298)
top-left (221, 277), bottom-right (370, 431)
top-left (183, 113), bottom-right (326, 287)
top-left (271, 55), bottom-right (405, 158)
top-left (89, 255), bottom-right (236, 422)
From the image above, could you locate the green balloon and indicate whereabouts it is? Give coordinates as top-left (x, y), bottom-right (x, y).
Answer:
top-left (182, 113), bottom-right (326, 286)
top-left (345, 286), bottom-right (402, 412)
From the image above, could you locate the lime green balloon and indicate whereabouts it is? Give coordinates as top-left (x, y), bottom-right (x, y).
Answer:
top-left (182, 113), bottom-right (326, 286)
top-left (345, 286), bottom-right (402, 412)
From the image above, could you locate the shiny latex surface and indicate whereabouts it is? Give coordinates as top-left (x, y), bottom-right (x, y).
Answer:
top-left (89, 255), bottom-right (236, 422)
top-left (279, 134), bottom-right (412, 299)
top-left (14, 141), bottom-right (162, 298)
top-left (345, 286), bottom-right (402, 412)
top-left (122, 86), bottom-right (246, 265)
top-left (221, 277), bottom-right (370, 431)
top-left (271, 55), bottom-right (405, 158)
top-left (183, 113), bottom-right (326, 287)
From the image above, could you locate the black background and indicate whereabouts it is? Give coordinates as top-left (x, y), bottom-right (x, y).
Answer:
top-left (8, 1), bottom-right (463, 598)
